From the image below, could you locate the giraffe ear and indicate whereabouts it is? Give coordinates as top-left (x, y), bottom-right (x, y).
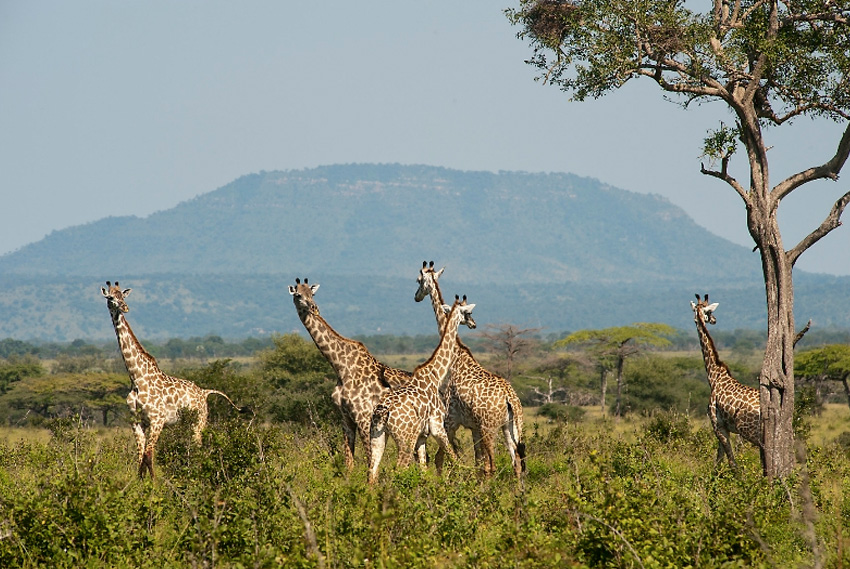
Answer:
top-left (101, 287), bottom-right (109, 297)
top-left (435, 267), bottom-right (445, 279)
top-left (706, 302), bottom-right (719, 312)
top-left (310, 284), bottom-right (320, 294)
top-left (122, 288), bottom-right (132, 298)
top-left (441, 304), bottom-right (452, 314)
top-left (462, 303), bottom-right (475, 313)
top-left (288, 285), bottom-right (297, 295)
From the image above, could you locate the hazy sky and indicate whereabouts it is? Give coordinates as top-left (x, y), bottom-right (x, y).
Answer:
top-left (1, 1), bottom-right (847, 275)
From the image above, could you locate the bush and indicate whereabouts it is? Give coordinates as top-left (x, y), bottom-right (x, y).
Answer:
top-left (536, 402), bottom-right (586, 423)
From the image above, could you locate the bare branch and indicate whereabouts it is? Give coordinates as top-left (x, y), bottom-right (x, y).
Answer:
top-left (774, 123), bottom-right (850, 200)
top-left (794, 319), bottom-right (812, 347)
top-left (700, 162), bottom-right (751, 202)
top-left (787, 189), bottom-right (850, 266)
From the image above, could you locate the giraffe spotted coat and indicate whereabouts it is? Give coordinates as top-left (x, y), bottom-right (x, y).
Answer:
top-left (416, 261), bottom-right (526, 478)
top-left (368, 297), bottom-right (475, 484)
top-left (102, 281), bottom-right (242, 478)
top-left (289, 279), bottom-right (412, 472)
top-left (691, 294), bottom-right (761, 467)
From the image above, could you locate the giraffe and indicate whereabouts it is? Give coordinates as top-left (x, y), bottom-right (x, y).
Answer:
top-left (101, 281), bottom-right (244, 479)
top-left (691, 293), bottom-right (761, 467)
top-left (288, 278), bottom-right (413, 472)
top-left (415, 261), bottom-right (526, 478)
top-left (368, 295), bottom-right (476, 484)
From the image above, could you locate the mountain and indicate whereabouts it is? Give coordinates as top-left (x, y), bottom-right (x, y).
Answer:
top-left (0, 164), bottom-right (846, 341)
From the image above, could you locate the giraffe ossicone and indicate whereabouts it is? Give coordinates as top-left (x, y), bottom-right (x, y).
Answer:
top-left (101, 280), bottom-right (245, 479)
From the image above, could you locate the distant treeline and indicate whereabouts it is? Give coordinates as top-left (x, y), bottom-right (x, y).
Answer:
top-left (2, 325), bottom-right (849, 362)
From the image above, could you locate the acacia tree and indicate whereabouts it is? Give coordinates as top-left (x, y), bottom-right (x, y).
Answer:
top-left (509, 0), bottom-right (850, 478)
top-left (795, 345), bottom-right (850, 409)
top-left (555, 323), bottom-right (675, 417)
top-left (477, 323), bottom-right (541, 380)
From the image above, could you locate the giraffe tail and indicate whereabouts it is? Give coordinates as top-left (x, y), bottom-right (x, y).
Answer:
top-left (507, 400), bottom-right (527, 473)
top-left (206, 390), bottom-right (253, 416)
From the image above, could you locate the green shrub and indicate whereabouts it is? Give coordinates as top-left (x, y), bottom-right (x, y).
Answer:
top-left (537, 402), bottom-right (586, 423)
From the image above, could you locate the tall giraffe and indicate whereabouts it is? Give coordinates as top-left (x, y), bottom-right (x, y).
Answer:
top-left (288, 278), bottom-right (412, 471)
top-left (415, 261), bottom-right (526, 478)
top-left (101, 281), bottom-right (243, 478)
top-left (691, 293), bottom-right (761, 467)
top-left (368, 295), bottom-right (476, 484)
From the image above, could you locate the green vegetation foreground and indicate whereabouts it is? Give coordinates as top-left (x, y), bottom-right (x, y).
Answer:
top-left (1, 412), bottom-right (848, 568)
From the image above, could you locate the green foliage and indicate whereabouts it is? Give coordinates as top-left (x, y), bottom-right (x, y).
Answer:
top-left (796, 344), bottom-right (850, 382)
top-left (0, 372), bottom-right (127, 427)
top-left (537, 402), bottom-right (586, 423)
top-left (702, 122), bottom-right (739, 166)
top-left (258, 334), bottom-right (338, 425)
top-left (509, 0), bottom-right (850, 119)
top-left (0, 339), bottom-right (40, 359)
top-left (0, 356), bottom-right (43, 396)
top-left (620, 354), bottom-right (710, 416)
top-left (556, 322), bottom-right (676, 352)
top-left (2, 414), bottom-right (847, 567)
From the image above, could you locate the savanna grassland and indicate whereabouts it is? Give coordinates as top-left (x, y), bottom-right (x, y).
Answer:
top-left (1, 407), bottom-right (849, 569)
top-left (3, 332), bottom-right (850, 568)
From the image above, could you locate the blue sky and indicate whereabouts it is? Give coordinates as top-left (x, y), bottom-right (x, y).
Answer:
top-left (1, 1), bottom-right (847, 275)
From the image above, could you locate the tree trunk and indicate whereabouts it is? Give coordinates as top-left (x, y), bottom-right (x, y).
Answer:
top-left (600, 368), bottom-right (608, 416)
top-left (614, 356), bottom-right (625, 418)
top-left (750, 196), bottom-right (796, 478)
top-left (841, 377), bottom-right (850, 411)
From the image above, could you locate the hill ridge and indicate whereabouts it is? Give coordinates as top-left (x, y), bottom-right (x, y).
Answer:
top-left (1, 164), bottom-right (846, 341)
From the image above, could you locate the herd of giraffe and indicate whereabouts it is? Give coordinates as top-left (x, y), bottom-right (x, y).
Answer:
top-left (101, 264), bottom-right (762, 481)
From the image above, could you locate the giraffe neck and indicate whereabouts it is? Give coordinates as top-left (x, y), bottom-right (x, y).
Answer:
top-left (426, 278), bottom-right (448, 330)
top-left (299, 310), bottom-right (365, 377)
top-left (694, 313), bottom-right (723, 390)
top-left (416, 306), bottom-right (461, 390)
top-left (110, 310), bottom-right (160, 386)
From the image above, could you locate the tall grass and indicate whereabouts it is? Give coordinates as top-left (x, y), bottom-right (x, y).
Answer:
top-left (1, 411), bottom-right (848, 568)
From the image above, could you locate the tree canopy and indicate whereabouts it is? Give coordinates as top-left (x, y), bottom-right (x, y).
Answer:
top-left (556, 323), bottom-right (676, 415)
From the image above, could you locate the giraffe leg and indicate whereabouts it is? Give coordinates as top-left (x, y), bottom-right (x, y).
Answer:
top-left (502, 423), bottom-right (522, 478)
top-left (470, 426), bottom-right (485, 467)
top-left (142, 417), bottom-right (167, 479)
top-left (132, 423), bottom-right (147, 476)
top-left (339, 414), bottom-right (357, 471)
top-left (395, 435), bottom-right (416, 469)
top-left (709, 405), bottom-right (737, 468)
top-left (479, 431), bottom-right (497, 476)
top-left (368, 416), bottom-right (388, 484)
top-left (714, 427), bottom-right (737, 468)
top-left (193, 405), bottom-right (208, 445)
top-left (414, 435), bottom-right (429, 471)
top-left (435, 421), bottom-right (461, 474)
top-left (126, 392), bottom-right (149, 478)
top-left (429, 416), bottom-right (457, 474)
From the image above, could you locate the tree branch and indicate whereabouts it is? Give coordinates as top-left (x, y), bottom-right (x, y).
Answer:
top-left (794, 319), bottom-right (812, 347)
top-left (774, 123), bottom-right (850, 201)
top-left (787, 189), bottom-right (850, 266)
top-left (700, 162), bottom-right (751, 202)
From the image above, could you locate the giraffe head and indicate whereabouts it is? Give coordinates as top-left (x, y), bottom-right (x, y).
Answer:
top-left (289, 278), bottom-right (320, 319)
top-left (101, 281), bottom-right (132, 314)
top-left (691, 293), bottom-right (719, 325)
top-left (441, 295), bottom-right (477, 329)
top-left (415, 260), bottom-right (444, 303)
